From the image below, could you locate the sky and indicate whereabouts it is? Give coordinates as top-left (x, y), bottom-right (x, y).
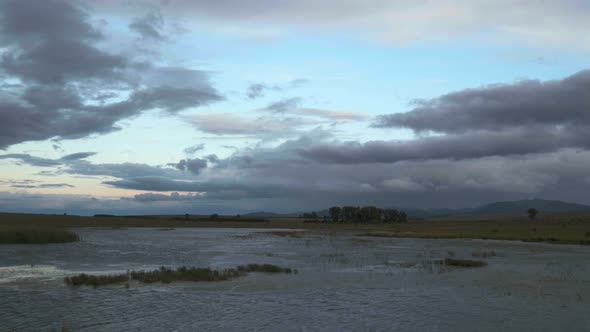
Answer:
top-left (1, 0), bottom-right (590, 215)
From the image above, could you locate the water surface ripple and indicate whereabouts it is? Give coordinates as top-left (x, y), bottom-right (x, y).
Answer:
top-left (1, 228), bottom-right (589, 331)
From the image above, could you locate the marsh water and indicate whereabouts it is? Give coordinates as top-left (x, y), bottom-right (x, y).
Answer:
top-left (1, 228), bottom-right (589, 331)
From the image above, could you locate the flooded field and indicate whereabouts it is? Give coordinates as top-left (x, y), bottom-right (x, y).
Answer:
top-left (1, 228), bottom-right (589, 331)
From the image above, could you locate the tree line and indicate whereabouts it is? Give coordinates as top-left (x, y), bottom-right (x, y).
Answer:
top-left (303, 206), bottom-right (407, 223)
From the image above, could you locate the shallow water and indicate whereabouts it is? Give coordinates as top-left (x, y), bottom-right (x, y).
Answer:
top-left (1, 228), bottom-right (589, 331)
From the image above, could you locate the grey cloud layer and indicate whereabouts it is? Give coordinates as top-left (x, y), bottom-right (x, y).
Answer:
top-left (299, 126), bottom-right (590, 164)
top-left (0, 0), bottom-right (222, 149)
top-left (0, 152), bottom-right (95, 167)
top-left (297, 70), bottom-right (590, 164)
top-left (374, 70), bottom-right (590, 133)
top-left (87, 0), bottom-right (590, 48)
top-left (4, 130), bottom-right (590, 212)
top-left (129, 11), bottom-right (166, 41)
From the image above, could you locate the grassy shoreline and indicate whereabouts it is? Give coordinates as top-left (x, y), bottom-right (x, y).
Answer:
top-left (0, 228), bottom-right (80, 244)
top-left (1, 212), bottom-right (589, 246)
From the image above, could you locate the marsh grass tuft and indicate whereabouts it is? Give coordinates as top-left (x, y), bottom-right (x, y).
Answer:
top-left (258, 231), bottom-right (304, 238)
top-left (472, 250), bottom-right (500, 258)
top-left (64, 272), bottom-right (129, 287)
top-left (0, 228), bottom-right (79, 244)
top-left (444, 258), bottom-right (487, 267)
top-left (236, 263), bottom-right (293, 273)
top-left (65, 264), bottom-right (293, 287)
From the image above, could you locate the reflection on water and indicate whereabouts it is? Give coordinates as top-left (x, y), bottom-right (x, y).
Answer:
top-left (1, 228), bottom-right (589, 331)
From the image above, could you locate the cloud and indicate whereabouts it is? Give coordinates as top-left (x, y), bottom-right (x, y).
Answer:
top-left (174, 158), bottom-right (208, 175)
top-left (187, 113), bottom-right (313, 136)
top-left (246, 83), bottom-right (267, 99)
top-left (258, 98), bottom-right (368, 123)
top-left (295, 70), bottom-right (590, 164)
top-left (0, 152), bottom-right (95, 167)
top-left (291, 108), bottom-right (368, 122)
top-left (262, 97), bottom-right (302, 113)
top-left (374, 70), bottom-right (590, 133)
top-left (184, 144), bottom-right (205, 155)
top-left (6, 129), bottom-right (589, 212)
top-left (246, 79), bottom-right (309, 99)
top-left (59, 152), bottom-right (97, 161)
top-left (103, 176), bottom-right (290, 199)
top-left (0, 179), bottom-right (74, 189)
top-left (86, 0), bottom-right (590, 49)
top-left (129, 11), bottom-right (166, 41)
top-left (0, 0), bottom-right (222, 149)
top-left (133, 192), bottom-right (202, 202)
top-left (298, 126), bottom-right (590, 164)
top-left (65, 162), bottom-right (184, 179)
top-left (12, 183), bottom-right (75, 189)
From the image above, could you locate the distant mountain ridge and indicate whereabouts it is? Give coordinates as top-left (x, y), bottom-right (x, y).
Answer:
top-left (244, 199), bottom-right (590, 219)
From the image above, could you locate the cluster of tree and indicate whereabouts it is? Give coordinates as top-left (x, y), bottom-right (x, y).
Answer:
top-left (310, 206), bottom-right (409, 223)
top-left (302, 212), bottom-right (318, 219)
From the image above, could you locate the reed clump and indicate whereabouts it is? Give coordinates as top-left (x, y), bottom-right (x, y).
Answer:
top-left (64, 272), bottom-right (129, 287)
top-left (258, 231), bottom-right (304, 238)
top-left (65, 264), bottom-right (293, 287)
top-left (236, 263), bottom-right (293, 273)
top-left (472, 250), bottom-right (500, 258)
top-left (444, 258), bottom-right (487, 267)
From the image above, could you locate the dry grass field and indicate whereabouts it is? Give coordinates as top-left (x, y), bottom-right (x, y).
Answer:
top-left (1, 212), bottom-right (589, 245)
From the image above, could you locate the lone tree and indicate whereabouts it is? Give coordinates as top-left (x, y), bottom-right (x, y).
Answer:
top-left (527, 208), bottom-right (538, 221)
top-left (527, 208), bottom-right (538, 231)
top-left (329, 206), bottom-right (341, 223)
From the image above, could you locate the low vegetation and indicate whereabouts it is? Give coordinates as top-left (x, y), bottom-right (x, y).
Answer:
top-left (357, 232), bottom-right (456, 239)
top-left (472, 251), bottom-right (500, 258)
top-left (444, 258), bottom-right (487, 267)
top-left (0, 228), bottom-right (79, 244)
top-left (64, 272), bottom-right (129, 287)
top-left (2, 211), bottom-right (590, 246)
top-left (257, 231), bottom-right (304, 238)
top-left (236, 264), bottom-right (293, 273)
top-left (64, 264), bottom-right (294, 287)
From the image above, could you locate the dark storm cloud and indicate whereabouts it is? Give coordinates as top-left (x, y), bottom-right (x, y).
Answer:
top-left (129, 11), bottom-right (166, 41)
top-left (1, 38), bottom-right (128, 84)
top-left (374, 70), bottom-right (590, 133)
top-left (298, 126), bottom-right (590, 164)
top-left (0, 0), bottom-right (222, 149)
